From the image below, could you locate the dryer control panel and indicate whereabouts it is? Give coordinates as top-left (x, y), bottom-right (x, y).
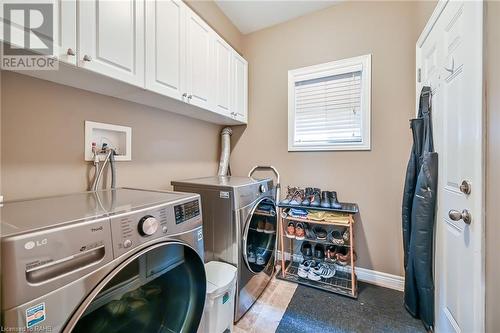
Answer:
top-left (110, 196), bottom-right (202, 258)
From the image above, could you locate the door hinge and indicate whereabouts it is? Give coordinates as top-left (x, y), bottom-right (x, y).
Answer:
top-left (418, 68), bottom-right (422, 83)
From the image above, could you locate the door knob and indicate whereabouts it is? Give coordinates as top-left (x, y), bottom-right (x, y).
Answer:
top-left (460, 180), bottom-right (471, 195)
top-left (448, 209), bottom-right (472, 224)
top-left (66, 48), bottom-right (75, 56)
top-left (83, 55), bottom-right (92, 62)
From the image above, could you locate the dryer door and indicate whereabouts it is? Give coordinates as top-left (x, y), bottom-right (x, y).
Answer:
top-left (64, 242), bottom-right (206, 333)
top-left (242, 198), bottom-right (277, 273)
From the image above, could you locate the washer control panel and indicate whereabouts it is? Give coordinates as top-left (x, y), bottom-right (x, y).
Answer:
top-left (110, 196), bottom-right (202, 258)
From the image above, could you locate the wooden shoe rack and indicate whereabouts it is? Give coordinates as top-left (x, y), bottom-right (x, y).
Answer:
top-left (276, 203), bottom-right (359, 298)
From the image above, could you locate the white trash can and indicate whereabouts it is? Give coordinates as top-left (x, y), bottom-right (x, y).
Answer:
top-left (202, 261), bottom-right (237, 333)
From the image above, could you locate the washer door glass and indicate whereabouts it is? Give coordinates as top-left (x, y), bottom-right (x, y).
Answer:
top-left (244, 198), bottom-right (277, 273)
top-left (71, 243), bottom-right (205, 333)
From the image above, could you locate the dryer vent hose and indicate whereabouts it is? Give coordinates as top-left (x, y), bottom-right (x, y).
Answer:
top-left (217, 127), bottom-right (232, 176)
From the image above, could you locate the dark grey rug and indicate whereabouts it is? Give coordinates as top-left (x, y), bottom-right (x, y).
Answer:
top-left (276, 282), bottom-right (425, 333)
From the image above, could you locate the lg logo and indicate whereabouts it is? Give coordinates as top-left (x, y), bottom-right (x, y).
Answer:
top-left (24, 238), bottom-right (48, 250)
top-left (3, 3), bottom-right (54, 56)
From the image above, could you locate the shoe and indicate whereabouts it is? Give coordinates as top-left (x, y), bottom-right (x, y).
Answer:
top-left (326, 245), bottom-right (339, 261)
top-left (280, 186), bottom-right (297, 205)
top-left (329, 230), bottom-right (344, 245)
top-left (290, 189), bottom-right (305, 206)
top-left (301, 187), bottom-right (314, 206)
top-left (342, 228), bottom-right (350, 243)
top-left (330, 191), bottom-right (342, 209)
top-left (314, 244), bottom-right (325, 260)
top-left (285, 222), bottom-right (295, 238)
top-left (309, 188), bottom-right (322, 207)
top-left (248, 247), bottom-right (256, 263)
top-left (304, 223), bottom-right (316, 240)
top-left (313, 226), bottom-right (327, 240)
top-left (301, 241), bottom-right (313, 260)
top-left (256, 250), bottom-right (268, 265)
top-left (295, 222), bottom-right (305, 240)
top-left (320, 191), bottom-right (331, 208)
top-left (336, 249), bottom-right (356, 266)
top-left (316, 262), bottom-right (336, 279)
top-left (298, 259), bottom-right (316, 278)
top-left (307, 265), bottom-right (322, 281)
top-left (264, 218), bottom-right (275, 234)
top-left (256, 219), bottom-right (266, 232)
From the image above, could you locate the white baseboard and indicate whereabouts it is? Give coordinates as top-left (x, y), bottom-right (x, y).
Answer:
top-left (275, 251), bottom-right (404, 291)
top-left (355, 267), bottom-right (404, 291)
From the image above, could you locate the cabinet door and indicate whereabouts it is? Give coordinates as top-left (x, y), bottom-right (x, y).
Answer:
top-left (185, 8), bottom-right (212, 110)
top-left (212, 35), bottom-right (232, 116)
top-left (145, 0), bottom-right (185, 100)
top-left (79, 0), bottom-right (144, 87)
top-left (232, 52), bottom-right (248, 123)
top-left (54, 0), bottom-right (77, 65)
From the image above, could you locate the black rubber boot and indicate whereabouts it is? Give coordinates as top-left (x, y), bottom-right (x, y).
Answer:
top-left (330, 191), bottom-right (342, 209)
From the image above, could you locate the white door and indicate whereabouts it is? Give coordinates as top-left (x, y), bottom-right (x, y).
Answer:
top-left (145, 0), bottom-right (185, 100)
top-left (185, 8), bottom-right (212, 110)
top-left (54, 0), bottom-right (77, 65)
top-left (79, 0), bottom-right (144, 86)
top-left (212, 35), bottom-right (232, 116)
top-left (232, 52), bottom-right (248, 123)
top-left (417, 1), bottom-right (484, 332)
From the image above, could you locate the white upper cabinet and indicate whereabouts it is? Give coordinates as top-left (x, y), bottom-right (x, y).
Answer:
top-left (232, 52), bottom-right (248, 122)
top-left (145, 0), bottom-right (185, 100)
top-left (53, 0), bottom-right (77, 65)
top-left (185, 7), bottom-right (212, 110)
top-left (79, 0), bottom-right (145, 87)
top-left (212, 35), bottom-right (233, 116)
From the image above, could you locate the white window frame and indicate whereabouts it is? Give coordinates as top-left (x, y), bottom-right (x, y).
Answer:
top-left (288, 54), bottom-right (372, 152)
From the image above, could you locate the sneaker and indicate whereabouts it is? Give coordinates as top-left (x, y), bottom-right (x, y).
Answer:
top-left (289, 189), bottom-right (305, 206)
top-left (248, 247), bottom-right (256, 263)
top-left (314, 244), bottom-right (325, 260)
top-left (256, 219), bottom-right (266, 232)
top-left (285, 222), bottom-right (295, 238)
top-left (264, 218), bottom-right (276, 234)
top-left (342, 228), bottom-right (350, 243)
top-left (307, 265), bottom-right (322, 281)
top-left (256, 250), bottom-right (268, 265)
top-left (301, 187), bottom-right (314, 206)
top-left (326, 245), bottom-right (339, 261)
top-left (317, 262), bottom-right (336, 279)
top-left (298, 259), bottom-right (315, 278)
top-left (336, 250), bottom-right (357, 266)
top-left (304, 223), bottom-right (316, 240)
top-left (295, 222), bottom-right (305, 240)
top-left (280, 186), bottom-right (297, 205)
top-left (300, 241), bottom-right (313, 260)
top-left (329, 230), bottom-right (345, 245)
top-left (313, 226), bottom-right (327, 240)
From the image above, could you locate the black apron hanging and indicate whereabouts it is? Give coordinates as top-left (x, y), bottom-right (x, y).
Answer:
top-left (402, 86), bottom-right (438, 331)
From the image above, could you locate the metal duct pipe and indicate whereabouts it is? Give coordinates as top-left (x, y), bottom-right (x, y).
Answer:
top-left (217, 127), bottom-right (232, 176)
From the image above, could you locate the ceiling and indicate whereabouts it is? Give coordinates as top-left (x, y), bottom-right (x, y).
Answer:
top-left (215, 1), bottom-right (339, 34)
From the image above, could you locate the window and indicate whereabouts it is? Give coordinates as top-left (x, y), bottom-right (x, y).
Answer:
top-left (288, 54), bottom-right (371, 151)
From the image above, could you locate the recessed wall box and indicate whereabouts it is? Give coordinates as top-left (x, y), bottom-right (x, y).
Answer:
top-left (85, 121), bottom-right (132, 161)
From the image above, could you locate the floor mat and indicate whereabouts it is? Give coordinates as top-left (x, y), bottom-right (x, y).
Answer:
top-left (276, 282), bottom-right (425, 333)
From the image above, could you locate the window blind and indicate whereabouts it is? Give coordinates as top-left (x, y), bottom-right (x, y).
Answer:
top-left (294, 70), bottom-right (363, 145)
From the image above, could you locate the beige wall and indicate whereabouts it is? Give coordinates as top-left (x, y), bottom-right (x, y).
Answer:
top-left (1, 0), bottom-right (243, 201)
top-left (486, 2), bottom-right (500, 332)
top-left (230, 1), bottom-right (427, 276)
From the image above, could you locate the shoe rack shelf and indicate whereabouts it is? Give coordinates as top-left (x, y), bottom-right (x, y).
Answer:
top-left (276, 204), bottom-right (358, 299)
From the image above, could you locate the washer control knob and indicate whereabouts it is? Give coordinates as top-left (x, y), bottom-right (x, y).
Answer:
top-left (123, 239), bottom-right (132, 248)
top-left (138, 215), bottom-right (159, 236)
top-left (259, 184), bottom-right (266, 193)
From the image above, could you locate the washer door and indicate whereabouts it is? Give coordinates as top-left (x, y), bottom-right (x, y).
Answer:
top-left (66, 242), bottom-right (205, 333)
top-left (242, 198), bottom-right (277, 273)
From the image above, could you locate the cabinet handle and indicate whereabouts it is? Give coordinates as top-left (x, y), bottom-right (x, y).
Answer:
top-left (182, 93), bottom-right (188, 99)
top-left (66, 48), bottom-right (75, 56)
top-left (83, 55), bottom-right (92, 62)
top-left (187, 94), bottom-right (193, 100)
